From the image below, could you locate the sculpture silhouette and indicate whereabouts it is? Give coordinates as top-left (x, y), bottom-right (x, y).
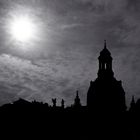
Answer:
top-left (129, 96), bottom-right (136, 113)
top-left (61, 99), bottom-right (65, 108)
top-left (52, 98), bottom-right (57, 107)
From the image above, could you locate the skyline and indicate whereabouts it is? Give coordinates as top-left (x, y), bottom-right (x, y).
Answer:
top-left (0, 0), bottom-right (139, 106)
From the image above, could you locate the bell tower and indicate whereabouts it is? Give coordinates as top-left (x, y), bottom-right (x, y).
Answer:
top-left (98, 40), bottom-right (114, 78)
top-left (87, 41), bottom-right (126, 112)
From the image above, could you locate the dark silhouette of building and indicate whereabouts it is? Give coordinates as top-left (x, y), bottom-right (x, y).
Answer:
top-left (73, 90), bottom-right (81, 108)
top-left (87, 40), bottom-right (126, 112)
top-left (0, 41), bottom-right (139, 140)
top-left (13, 98), bottom-right (31, 105)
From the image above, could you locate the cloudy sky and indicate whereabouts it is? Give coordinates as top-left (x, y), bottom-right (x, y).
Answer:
top-left (0, 0), bottom-right (139, 106)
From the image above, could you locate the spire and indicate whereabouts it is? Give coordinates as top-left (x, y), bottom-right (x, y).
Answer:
top-left (104, 40), bottom-right (107, 49)
top-left (76, 90), bottom-right (79, 98)
top-left (74, 90), bottom-right (81, 107)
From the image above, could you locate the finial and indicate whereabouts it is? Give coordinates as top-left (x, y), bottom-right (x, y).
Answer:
top-left (76, 90), bottom-right (79, 97)
top-left (132, 95), bottom-right (135, 102)
top-left (104, 40), bottom-right (107, 49)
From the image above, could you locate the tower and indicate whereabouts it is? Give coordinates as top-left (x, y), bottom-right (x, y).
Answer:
top-left (87, 41), bottom-right (126, 112)
top-left (98, 40), bottom-right (114, 78)
top-left (74, 91), bottom-right (81, 107)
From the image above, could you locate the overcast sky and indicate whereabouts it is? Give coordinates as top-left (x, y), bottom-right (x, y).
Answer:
top-left (0, 0), bottom-right (139, 106)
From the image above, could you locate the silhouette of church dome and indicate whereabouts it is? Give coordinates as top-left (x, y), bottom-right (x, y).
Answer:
top-left (87, 41), bottom-right (126, 112)
top-left (100, 40), bottom-right (111, 55)
top-left (97, 40), bottom-right (114, 78)
top-left (98, 40), bottom-right (112, 61)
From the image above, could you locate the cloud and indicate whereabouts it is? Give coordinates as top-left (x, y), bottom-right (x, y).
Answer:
top-left (0, 53), bottom-right (94, 105)
top-left (0, 0), bottom-right (140, 107)
top-left (60, 23), bottom-right (84, 30)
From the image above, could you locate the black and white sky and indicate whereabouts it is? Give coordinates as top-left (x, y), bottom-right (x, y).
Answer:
top-left (0, 0), bottom-right (139, 106)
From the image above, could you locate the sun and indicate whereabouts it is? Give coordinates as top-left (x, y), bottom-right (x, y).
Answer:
top-left (10, 16), bottom-right (36, 43)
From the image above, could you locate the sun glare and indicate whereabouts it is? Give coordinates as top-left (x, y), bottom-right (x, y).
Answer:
top-left (10, 16), bottom-right (36, 43)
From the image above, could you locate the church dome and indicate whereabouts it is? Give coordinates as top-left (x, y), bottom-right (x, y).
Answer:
top-left (100, 40), bottom-right (111, 56)
top-left (100, 47), bottom-right (111, 56)
top-left (98, 40), bottom-right (112, 60)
